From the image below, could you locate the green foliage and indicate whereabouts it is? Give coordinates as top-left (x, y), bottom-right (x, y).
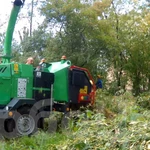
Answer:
top-left (1, 0), bottom-right (150, 94)
top-left (136, 92), bottom-right (150, 109)
top-left (0, 1), bottom-right (149, 149)
top-left (21, 27), bottom-right (50, 53)
top-left (40, 0), bottom-right (112, 75)
top-left (1, 92), bottom-right (150, 149)
top-left (5, 0), bottom-right (149, 95)
top-left (56, 92), bottom-right (150, 149)
top-left (2, 132), bottom-right (67, 150)
top-left (12, 26), bottom-right (53, 66)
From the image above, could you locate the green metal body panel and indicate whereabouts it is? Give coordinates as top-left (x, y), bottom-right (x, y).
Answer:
top-left (48, 60), bottom-right (71, 102)
top-left (11, 63), bottom-right (33, 99)
top-left (0, 63), bottom-right (33, 105)
top-left (0, 64), bottom-right (11, 105)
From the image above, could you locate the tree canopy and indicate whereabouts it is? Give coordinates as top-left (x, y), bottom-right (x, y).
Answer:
top-left (1, 0), bottom-right (150, 95)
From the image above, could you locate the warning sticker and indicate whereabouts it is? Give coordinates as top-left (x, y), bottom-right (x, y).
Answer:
top-left (17, 78), bottom-right (27, 97)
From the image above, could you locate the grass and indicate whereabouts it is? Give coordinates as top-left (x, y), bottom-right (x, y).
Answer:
top-left (1, 132), bottom-right (67, 150)
top-left (1, 90), bottom-right (150, 149)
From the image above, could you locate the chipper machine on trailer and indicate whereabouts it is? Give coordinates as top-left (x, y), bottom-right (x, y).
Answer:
top-left (0, 0), bottom-right (96, 137)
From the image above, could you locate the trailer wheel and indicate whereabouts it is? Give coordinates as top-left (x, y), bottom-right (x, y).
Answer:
top-left (4, 106), bottom-right (37, 137)
top-left (15, 106), bottom-right (37, 136)
top-left (37, 118), bottom-right (44, 129)
top-left (4, 119), bottom-right (15, 132)
top-left (16, 114), bottom-right (35, 136)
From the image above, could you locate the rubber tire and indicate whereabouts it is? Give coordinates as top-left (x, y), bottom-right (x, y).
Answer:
top-left (4, 106), bottom-right (37, 137)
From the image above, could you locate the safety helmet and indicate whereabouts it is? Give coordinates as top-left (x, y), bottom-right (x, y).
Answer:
top-left (27, 57), bottom-right (33, 61)
top-left (61, 55), bottom-right (67, 60)
top-left (41, 58), bottom-right (45, 62)
top-left (26, 57), bottom-right (34, 64)
top-left (97, 75), bottom-right (101, 78)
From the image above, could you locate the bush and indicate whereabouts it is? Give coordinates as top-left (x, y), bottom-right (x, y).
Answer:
top-left (1, 91), bottom-right (150, 149)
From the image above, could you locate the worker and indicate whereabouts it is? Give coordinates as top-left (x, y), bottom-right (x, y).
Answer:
top-left (35, 58), bottom-right (46, 71)
top-left (39, 58), bottom-right (45, 66)
top-left (39, 58), bottom-right (47, 68)
top-left (61, 55), bottom-right (67, 64)
top-left (95, 75), bottom-right (103, 89)
top-left (26, 57), bottom-right (34, 65)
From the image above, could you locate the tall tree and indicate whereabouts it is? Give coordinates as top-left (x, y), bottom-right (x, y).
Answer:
top-left (40, 0), bottom-right (112, 75)
top-left (39, 0), bottom-right (150, 95)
